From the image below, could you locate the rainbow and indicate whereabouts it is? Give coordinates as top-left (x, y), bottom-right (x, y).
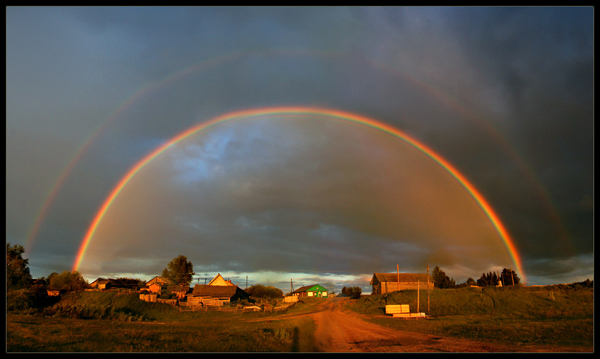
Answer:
top-left (72, 106), bottom-right (526, 282)
top-left (24, 49), bottom-right (563, 276)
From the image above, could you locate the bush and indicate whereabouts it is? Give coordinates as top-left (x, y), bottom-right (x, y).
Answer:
top-left (341, 286), bottom-right (362, 299)
top-left (246, 285), bottom-right (283, 299)
top-left (7, 289), bottom-right (33, 313)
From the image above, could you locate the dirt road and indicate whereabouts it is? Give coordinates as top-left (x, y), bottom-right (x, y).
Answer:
top-left (290, 297), bottom-right (589, 352)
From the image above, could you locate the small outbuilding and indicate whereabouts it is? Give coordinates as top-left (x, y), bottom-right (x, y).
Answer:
top-left (168, 285), bottom-right (191, 299)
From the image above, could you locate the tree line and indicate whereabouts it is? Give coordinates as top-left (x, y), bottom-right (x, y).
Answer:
top-left (7, 241), bottom-right (530, 314)
top-left (340, 286), bottom-right (362, 299)
top-left (431, 265), bottom-right (521, 289)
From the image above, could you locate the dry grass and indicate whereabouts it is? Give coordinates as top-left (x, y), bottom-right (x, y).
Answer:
top-left (7, 312), bottom-right (316, 352)
top-left (349, 285), bottom-right (593, 348)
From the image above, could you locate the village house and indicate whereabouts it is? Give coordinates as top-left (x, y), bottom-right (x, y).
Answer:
top-left (146, 276), bottom-right (172, 287)
top-left (143, 276), bottom-right (173, 293)
top-left (89, 278), bottom-right (139, 291)
top-left (186, 273), bottom-right (249, 307)
top-left (370, 273), bottom-right (434, 294)
top-left (291, 284), bottom-right (329, 298)
top-left (206, 273), bottom-right (236, 286)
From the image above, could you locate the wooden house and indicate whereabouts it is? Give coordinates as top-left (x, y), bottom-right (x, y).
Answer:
top-left (370, 273), bottom-right (434, 294)
top-left (189, 284), bottom-right (249, 306)
top-left (146, 276), bottom-right (172, 287)
top-left (168, 285), bottom-right (191, 300)
top-left (207, 273), bottom-right (235, 286)
top-left (143, 276), bottom-right (173, 293)
top-left (147, 282), bottom-right (163, 293)
top-left (291, 284), bottom-right (329, 298)
top-left (89, 278), bottom-right (138, 290)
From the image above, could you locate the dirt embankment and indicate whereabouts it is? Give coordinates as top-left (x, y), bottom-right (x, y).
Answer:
top-left (276, 297), bottom-right (590, 353)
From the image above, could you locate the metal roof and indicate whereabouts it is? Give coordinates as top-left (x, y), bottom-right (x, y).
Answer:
top-left (370, 273), bottom-right (433, 284)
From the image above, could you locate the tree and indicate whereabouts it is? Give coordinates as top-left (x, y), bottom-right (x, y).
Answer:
top-left (500, 268), bottom-right (521, 286)
top-left (477, 269), bottom-right (520, 287)
top-left (161, 255), bottom-right (195, 286)
top-left (47, 271), bottom-right (88, 292)
top-left (432, 266), bottom-right (456, 289)
top-left (246, 284), bottom-right (283, 298)
top-left (341, 286), bottom-right (362, 299)
top-left (7, 243), bottom-right (32, 289)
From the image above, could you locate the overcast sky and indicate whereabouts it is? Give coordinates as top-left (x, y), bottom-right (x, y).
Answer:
top-left (6, 7), bottom-right (593, 293)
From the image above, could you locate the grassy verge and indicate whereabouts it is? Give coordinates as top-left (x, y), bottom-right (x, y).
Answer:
top-left (7, 291), bottom-right (319, 352)
top-left (348, 285), bottom-right (593, 348)
top-left (7, 312), bottom-right (317, 352)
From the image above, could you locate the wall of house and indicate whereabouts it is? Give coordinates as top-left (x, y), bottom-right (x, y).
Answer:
top-left (284, 296), bottom-right (299, 303)
top-left (374, 281), bottom-right (432, 294)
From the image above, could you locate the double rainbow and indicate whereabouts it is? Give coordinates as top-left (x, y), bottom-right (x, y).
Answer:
top-left (72, 106), bottom-right (525, 282)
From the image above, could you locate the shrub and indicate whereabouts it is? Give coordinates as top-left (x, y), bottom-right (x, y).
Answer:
top-left (7, 289), bottom-right (33, 313)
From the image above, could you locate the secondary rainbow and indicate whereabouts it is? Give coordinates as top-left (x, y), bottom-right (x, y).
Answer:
top-left (72, 106), bottom-right (526, 282)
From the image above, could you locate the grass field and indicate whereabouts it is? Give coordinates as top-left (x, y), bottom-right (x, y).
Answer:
top-left (348, 285), bottom-right (594, 348)
top-left (6, 285), bottom-right (594, 352)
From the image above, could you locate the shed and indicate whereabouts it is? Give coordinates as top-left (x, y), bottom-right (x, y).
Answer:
top-left (370, 273), bottom-right (434, 294)
top-left (292, 284), bottom-right (329, 298)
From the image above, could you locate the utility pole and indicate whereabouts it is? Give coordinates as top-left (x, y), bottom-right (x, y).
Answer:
top-left (291, 278), bottom-right (294, 294)
top-left (246, 275), bottom-right (248, 290)
top-left (427, 264), bottom-right (430, 314)
top-left (397, 264), bottom-right (400, 292)
top-left (417, 280), bottom-right (420, 313)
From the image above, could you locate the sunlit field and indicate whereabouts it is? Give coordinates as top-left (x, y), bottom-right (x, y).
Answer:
top-left (7, 286), bottom-right (592, 352)
top-left (350, 285), bottom-right (593, 348)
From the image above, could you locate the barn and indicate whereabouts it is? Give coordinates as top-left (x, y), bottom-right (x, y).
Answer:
top-left (291, 284), bottom-right (329, 298)
top-left (370, 273), bottom-right (434, 294)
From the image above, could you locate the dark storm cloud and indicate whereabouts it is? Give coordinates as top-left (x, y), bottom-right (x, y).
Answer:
top-left (6, 7), bottom-right (593, 290)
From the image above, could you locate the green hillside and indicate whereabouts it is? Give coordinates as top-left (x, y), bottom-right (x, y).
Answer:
top-left (41, 291), bottom-right (193, 322)
top-left (355, 285), bottom-right (593, 318)
top-left (351, 285), bottom-right (593, 347)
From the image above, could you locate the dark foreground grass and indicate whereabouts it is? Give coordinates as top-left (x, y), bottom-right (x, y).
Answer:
top-left (7, 312), bottom-right (317, 352)
top-left (349, 285), bottom-right (593, 349)
top-left (7, 291), bottom-right (318, 352)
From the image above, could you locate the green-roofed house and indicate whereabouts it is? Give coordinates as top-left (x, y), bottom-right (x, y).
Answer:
top-left (292, 284), bottom-right (329, 298)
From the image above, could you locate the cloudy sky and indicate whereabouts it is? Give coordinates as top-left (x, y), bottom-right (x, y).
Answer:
top-left (6, 7), bottom-right (593, 293)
